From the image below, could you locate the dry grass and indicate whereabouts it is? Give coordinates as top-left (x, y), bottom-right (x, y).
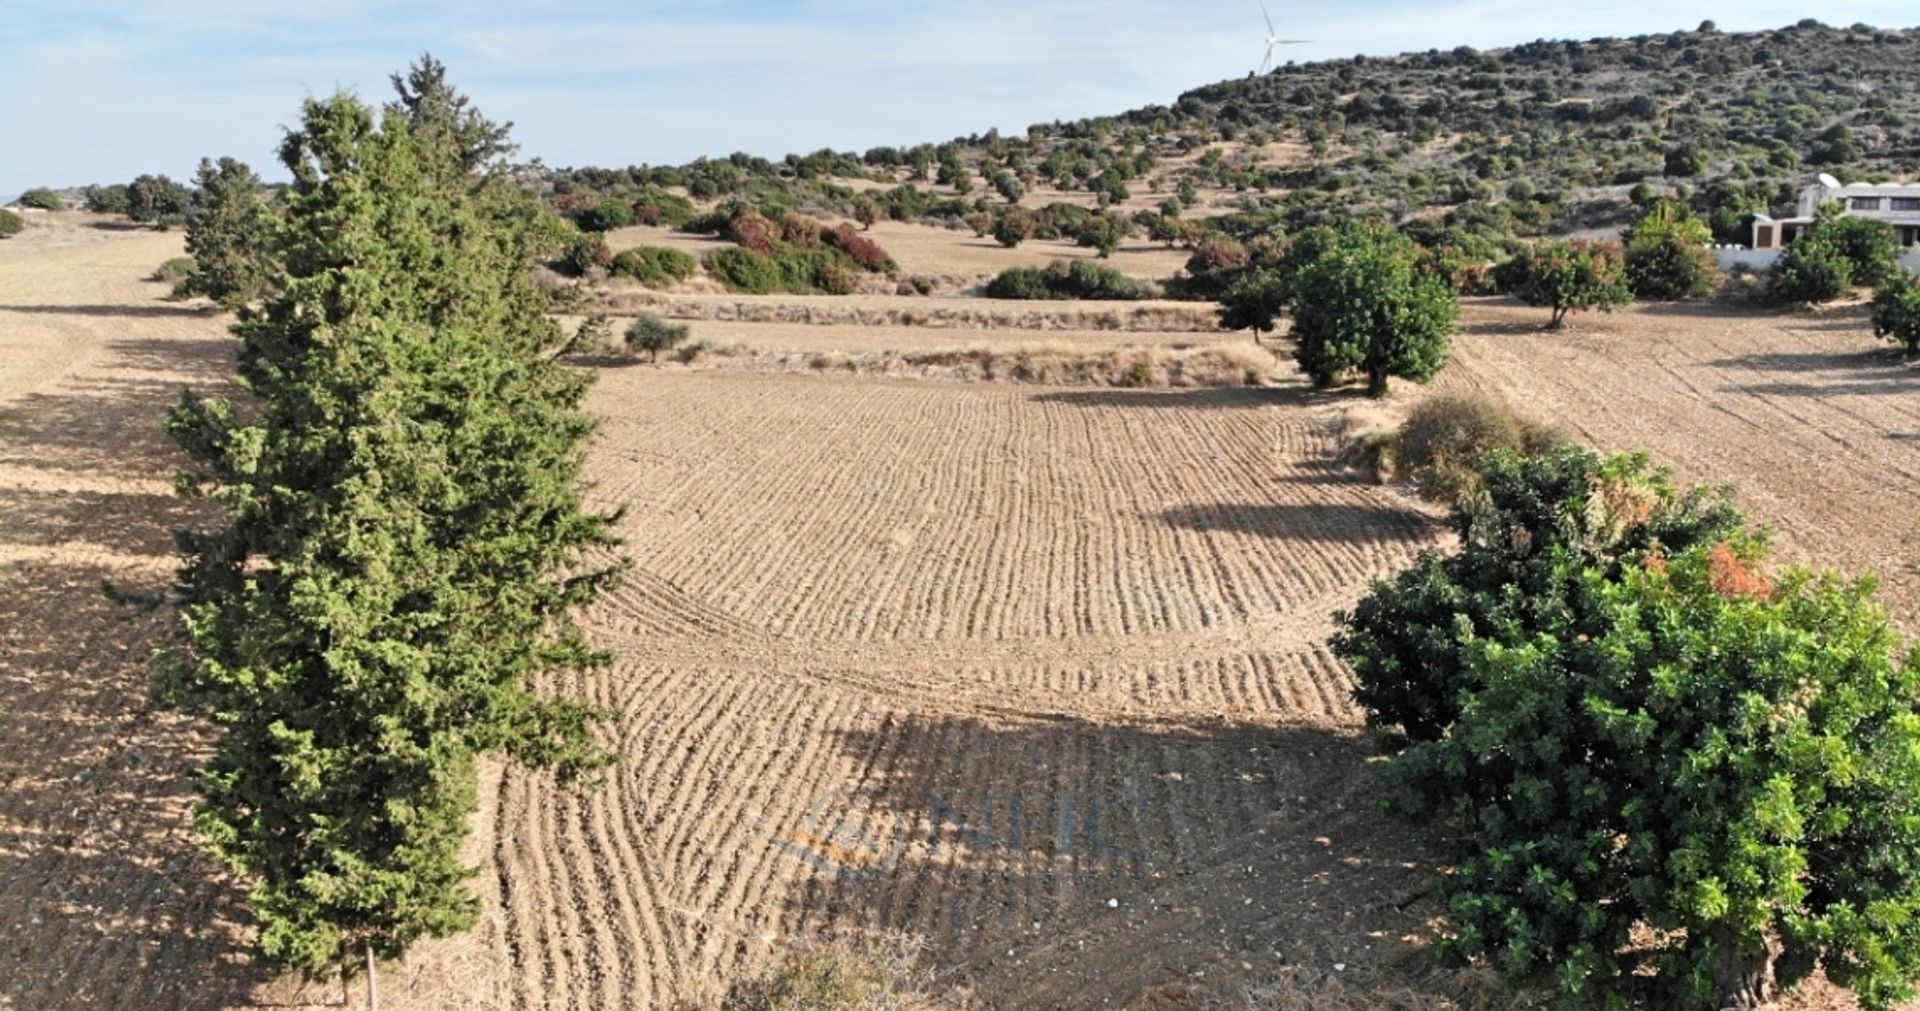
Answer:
top-left (725, 341), bottom-right (1281, 387)
top-left (719, 933), bottom-right (961, 1011)
top-left (588, 288), bottom-right (1220, 333)
top-left (1209, 965), bottom-right (1541, 1011)
top-left (1390, 393), bottom-right (1565, 502)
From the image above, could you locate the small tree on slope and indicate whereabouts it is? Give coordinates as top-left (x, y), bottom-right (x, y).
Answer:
top-left (159, 65), bottom-right (622, 1006)
top-left (1336, 446), bottom-right (1920, 1009)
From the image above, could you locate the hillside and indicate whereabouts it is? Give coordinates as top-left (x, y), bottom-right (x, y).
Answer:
top-left (543, 20), bottom-right (1920, 246)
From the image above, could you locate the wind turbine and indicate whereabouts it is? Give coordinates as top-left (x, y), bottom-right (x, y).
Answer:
top-left (1257, 0), bottom-right (1311, 73)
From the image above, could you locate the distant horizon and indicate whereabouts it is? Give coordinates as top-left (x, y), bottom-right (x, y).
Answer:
top-left (5, 3), bottom-right (1917, 193)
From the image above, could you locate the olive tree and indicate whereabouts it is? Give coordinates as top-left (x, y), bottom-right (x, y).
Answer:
top-left (623, 312), bottom-right (690, 362)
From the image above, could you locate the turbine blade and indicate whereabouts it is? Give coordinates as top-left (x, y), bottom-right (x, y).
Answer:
top-left (1260, 0), bottom-right (1275, 37)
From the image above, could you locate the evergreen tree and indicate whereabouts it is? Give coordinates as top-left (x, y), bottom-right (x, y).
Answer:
top-left (159, 64), bottom-right (621, 1004)
top-left (180, 157), bottom-right (278, 310)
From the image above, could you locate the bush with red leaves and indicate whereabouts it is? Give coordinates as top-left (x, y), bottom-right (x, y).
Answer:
top-left (825, 226), bottom-right (895, 272)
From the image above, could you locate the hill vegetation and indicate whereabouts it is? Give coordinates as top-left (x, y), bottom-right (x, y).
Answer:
top-left (534, 21), bottom-right (1919, 249)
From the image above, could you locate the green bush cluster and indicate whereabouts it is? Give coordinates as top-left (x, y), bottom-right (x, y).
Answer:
top-left (983, 259), bottom-right (1144, 300)
top-left (1770, 233), bottom-right (1853, 303)
top-left (609, 246), bottom-right (697, 289)
top-left (151, 256), bottom-right (196, 285)
top-left (703, 243), bottom-right (863, 295)
top-left (1622, 199), bottom-right (1720, 300)
top-left (1771, 208), bottom-right (1901, 304)
top-left (561, 231), bottom-right (613, 277)
top-left (0, 209), bottom-right (21, 238)
top-left (1872, 270), bottom-right (1920, 356)
top-left (83, 184), bottom-right (130, 214)
top-left (689, 205), bottom-right (894, 294)
top-left (1338, 446), bottom-right (1920, 1009)
top-left (16, 187), bottom-right (62, 210)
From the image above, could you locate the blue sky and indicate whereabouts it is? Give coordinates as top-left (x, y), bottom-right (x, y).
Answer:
top-left (1, 1), bottom-right (1915, 192)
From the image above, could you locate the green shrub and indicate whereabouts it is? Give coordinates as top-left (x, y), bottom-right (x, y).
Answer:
top-left (1872, 270), bottom-right (1920, 356)
top-left (984, 259), bottom-right (1143, 300)
top-left (609, 246), bottom-right (696, 289)
top-left (705, 246), bottom-right (784, 294)
top-left (83, 184), bottom-right (130, 214)
top-left (151, 256), bottom-right (197, 285)
top-left (993, 209), bottom-right (1036, 248)
top-left (575, 198), bottom-right (634, 233)
top-left (1336, 446), bottom-right (1920, 1009)
top-left (623, 313), bottom-right (690, 362)
top-left (1393, 394), bottom-right (1565, 501)
top-left (1623, 200), bottom-right (1718, 300)
top-left (631, 189), bottom-right (696, 228)
top-left (560, 232), bottom-right (613, 277)
top-left (16, 187), bottom-right (62, 210)
top-left (126, 173), bottom-right (192, 229)
top-left (0, 210), bottom-right (21, 238)
top-left (1820, 214), bottom-right (1901, 287)
top-left (1075, 213), bottom-right (1128, 258)
top-left (1769, 233), bottom-right (1853, 304)
top-left (1625, 234), bottom-right (1719, 300)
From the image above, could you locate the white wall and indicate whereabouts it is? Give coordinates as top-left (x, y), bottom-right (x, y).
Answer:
top-left (1715, 247), bottom-right (1920, 273)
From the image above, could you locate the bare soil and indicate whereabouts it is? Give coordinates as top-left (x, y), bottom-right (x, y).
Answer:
top-left (0, 225), bottom-right (1909, 1011)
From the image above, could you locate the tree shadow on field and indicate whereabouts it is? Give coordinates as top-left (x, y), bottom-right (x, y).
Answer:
top-left (1158, 501), bottom-right (1436, 544)
top-left (1722, 375), bottom-right (1920, 399)
top-left (0, 330), bottom-right (278, 1009)
top-left (1, 303), bottom-right (223, 320)
top-left (1461, 317), bottom-right (1554, 337)
top-left (1029, 384), bottom-right (1326, 411)
top-left (778, 710), bottom-right (1476, 1009)
top-left (1631, 300), bottom-right (1759, 320)
top-left (1707, 346), bottom-right (1911, 372)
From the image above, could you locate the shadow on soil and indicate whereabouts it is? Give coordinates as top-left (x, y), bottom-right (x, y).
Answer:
top-left (1706, 346), bottom-right (1909, 372)
top-left (1157, 501), bottom-right (1436, 544)
top-left (0, 332), bottom-right (281, 1010)
top-left (0, 303), bottom-right (222, 320)
top-left (779, 710), bottom-right (1488, 1009)
top-left (1722, 375), bottom-right (1920, 398)
top-left (1029, 383), bottom-right (1348, 411)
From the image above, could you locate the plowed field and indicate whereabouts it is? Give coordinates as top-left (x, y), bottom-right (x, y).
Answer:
top-left (2, 219), bottom-right (1909, 1010)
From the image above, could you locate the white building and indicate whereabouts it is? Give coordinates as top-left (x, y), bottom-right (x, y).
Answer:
top-left (1753, 173), bottom-right (1920, 250)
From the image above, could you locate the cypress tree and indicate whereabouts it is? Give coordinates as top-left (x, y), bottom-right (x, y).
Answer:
top-left (159, 63), bottom-right (622, 1003)
top-left (180, 156), bottom-right (277, 310)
